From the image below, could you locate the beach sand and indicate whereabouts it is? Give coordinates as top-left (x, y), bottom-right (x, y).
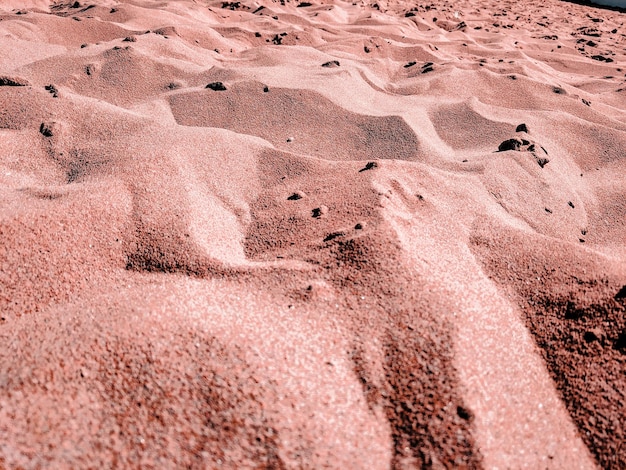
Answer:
top-left (0, 0), bottom-right (625, 467)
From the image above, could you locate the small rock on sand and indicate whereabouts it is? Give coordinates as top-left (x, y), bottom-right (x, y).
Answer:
top-left (359, 161), bottom-right (378, 172)
top-left (323, 231), bottom-right (344, 242)
top-left (45, 84), bottom-right (59, 97)
top-left (498, 138), bottom-right (523, 152)
top-left (312, 205), bottom-right (328, 218)
top-left (206, 82), bottom-right (227, 91)
top-left (537, 157), bottom-right (549, 168)
top-left (0, 76), bottom-right (31, 87)
top-left (39, 122), bottom-right (56, 137)
top-left (287, 191), bottom-right (306, 200)
top-left (583, 329), bottom-right (605, 343)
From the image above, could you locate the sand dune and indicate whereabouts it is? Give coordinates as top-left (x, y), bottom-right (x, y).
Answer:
top-left (1, 0), bottom-right (625, 468)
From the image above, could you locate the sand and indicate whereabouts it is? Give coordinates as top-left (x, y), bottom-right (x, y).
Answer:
top-left (0, 0), bottom-right (625, 468)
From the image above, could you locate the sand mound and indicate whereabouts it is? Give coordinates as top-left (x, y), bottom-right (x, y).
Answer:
top-left (1, 0), bottom-right (625, 468)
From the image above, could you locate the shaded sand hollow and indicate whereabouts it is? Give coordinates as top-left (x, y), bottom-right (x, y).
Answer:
top-left (1, 0), bottom-right (625, 468)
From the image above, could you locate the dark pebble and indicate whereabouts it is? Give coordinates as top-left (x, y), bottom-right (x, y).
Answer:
top-left (206, 82), bottom-right (227, 91)
top-left (457, 405), bottom-right (473, 421)
top-left (359, 161), bottom-right (378, 172)
top-left (498, 138), bottom-right (522, 152)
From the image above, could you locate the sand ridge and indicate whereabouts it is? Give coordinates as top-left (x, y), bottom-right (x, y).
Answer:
top-left (1, 0), bottom-right (625, 468)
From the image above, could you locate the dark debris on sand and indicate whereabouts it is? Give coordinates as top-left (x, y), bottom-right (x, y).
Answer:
top-left (0, 76), bottom-right (31, 86)
top-left (206, 82), bottom-right (227, 91)
top-left (497, 136), bottom-right (550, 168)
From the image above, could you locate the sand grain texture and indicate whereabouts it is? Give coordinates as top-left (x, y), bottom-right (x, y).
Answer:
top-left (1, 0), bottom-right (625, 468)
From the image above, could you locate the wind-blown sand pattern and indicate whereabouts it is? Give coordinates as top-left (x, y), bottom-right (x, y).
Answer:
top-left (1, 0), bottom-right (625, 468)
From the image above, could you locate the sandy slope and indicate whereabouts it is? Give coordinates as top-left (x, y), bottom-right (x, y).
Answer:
top-left (0, 0), bottom-right (625, 468)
